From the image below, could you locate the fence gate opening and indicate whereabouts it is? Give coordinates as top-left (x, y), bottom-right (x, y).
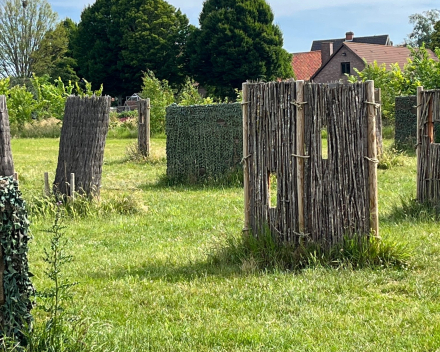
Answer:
top-left (417, 87), bottom-right (440, 204)
top-left (242, 80), bottom-right (379, 249)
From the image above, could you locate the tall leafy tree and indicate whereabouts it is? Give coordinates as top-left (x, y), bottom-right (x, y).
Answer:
top-left (431, 21), bottom-right (440, 50)
top-left (187, 0), bottom-right (293, 99)
top-left (0, 0), bottom-right (57, 78)
top-left (405, 9), bottom-right (440, 48)
top-left (73, 0), bottom-right (191, 97)
top-left (32, 19), bottom-right (79, 83)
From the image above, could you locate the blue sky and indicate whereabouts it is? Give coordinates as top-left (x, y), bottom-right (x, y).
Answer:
top-left (50, 0), bottom-right (438, 53)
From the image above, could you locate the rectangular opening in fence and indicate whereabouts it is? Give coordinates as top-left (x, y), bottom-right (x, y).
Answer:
top-left (321, 126), bottom-right (328, 159)
top-left (268, 172), bottom-right (278, 209)
top-left (434, 122), bottom-right (440, 143)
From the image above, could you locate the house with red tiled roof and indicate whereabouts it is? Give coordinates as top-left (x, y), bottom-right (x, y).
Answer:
top-left (311, 42), bottom-right (438, 83)
top-left (291, 51), bottom-right (322, 81)
top-left (292, 31), bottom-right (394, 81)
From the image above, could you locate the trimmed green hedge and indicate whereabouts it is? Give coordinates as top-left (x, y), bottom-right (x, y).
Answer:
top-left (395, 96), bottom-right (417, 149)
top-left (395, 95), bottom-right (440, 148)
top-left (166, 103), bottom-right (242, 183)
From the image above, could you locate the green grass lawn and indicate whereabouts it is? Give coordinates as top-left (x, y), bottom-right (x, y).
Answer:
top-left (11, 137), bottom-right (440, 351)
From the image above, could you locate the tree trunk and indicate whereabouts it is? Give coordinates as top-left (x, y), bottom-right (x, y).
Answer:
top-left (0, 96), bottom-right (14, 177)
top-left (54, 96), bottom-right (111, 197)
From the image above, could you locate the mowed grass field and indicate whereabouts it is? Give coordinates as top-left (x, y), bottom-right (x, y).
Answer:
top-left (11, 138), bottom-right (440, 351)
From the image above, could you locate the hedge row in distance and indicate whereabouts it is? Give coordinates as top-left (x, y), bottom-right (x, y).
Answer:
top-left (166, 103), bottom-right (242, 183)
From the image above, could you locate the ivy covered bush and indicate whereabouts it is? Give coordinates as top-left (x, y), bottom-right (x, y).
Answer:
top-left (0, 176), bottom-right (34, 343)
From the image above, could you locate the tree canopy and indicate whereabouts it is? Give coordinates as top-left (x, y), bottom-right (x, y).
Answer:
top-left (431, 20), bottom-right (440, 50)
top-left (187, 0), bottom-right (293, 99)
top-left (0, 0), bottom-right (57, 78)
top-left (32, 19), bottom-right (79, 83)
top-left (73, 0), bottom-right (192, 97)
top-left (405, 9), bottom-right (440, 48)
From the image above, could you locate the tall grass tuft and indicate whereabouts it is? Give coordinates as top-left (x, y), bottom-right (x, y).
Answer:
top-left (27, 192), bottom-right (147, 219)
top-left (378, 147), bottom-right (406, 169)
top-left (213, 227), bottom-right (411, 272)
top-left (389, 195), bottom-right (440, 222)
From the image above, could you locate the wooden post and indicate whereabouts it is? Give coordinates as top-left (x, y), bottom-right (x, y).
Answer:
top-left (138, 98), bottom-right (150, 157)
top-left (146, 98), bottom-right (151, 155)
top-left (242, 83), bottom-right (250, 233)
top-left (416, 87), bottom-right (423, 201)
top-left (70, 173), bottom-right (75, 200)
top-left (13, 172), bottom-right (18, 181)
top-left (374, 88), bottom-right (383, 156)
top-left (44, 172), bottom-right (50, 196)
top-left (366, 80), bottom-right (379, 237)
top-left (296, 80), bottom-right (305, 234)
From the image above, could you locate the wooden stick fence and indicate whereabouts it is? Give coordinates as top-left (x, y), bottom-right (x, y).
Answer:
top-left (243, 80), bottom-right (379, 249)
top-left (417, 87), bottom-right (440, 204)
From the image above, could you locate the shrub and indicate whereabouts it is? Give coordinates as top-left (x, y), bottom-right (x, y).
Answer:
top-left (139, 70), bottom-right (174, 135)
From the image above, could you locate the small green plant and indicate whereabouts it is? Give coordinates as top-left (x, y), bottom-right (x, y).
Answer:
top-left (139, 70), bottom-right (174, 135)
top-left (35, 204), bottom-right (77, 349)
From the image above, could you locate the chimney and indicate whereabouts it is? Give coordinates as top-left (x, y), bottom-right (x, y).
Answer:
top-left (321, 42), bottom-right (333, 66)
top-left (346, 31), bottom-right (354, 41)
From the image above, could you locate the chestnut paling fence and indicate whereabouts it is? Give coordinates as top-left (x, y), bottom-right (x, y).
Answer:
top-left (417, 88), bottom-right (440, 204)
top-left (242, 80), bottom-right (379, 249)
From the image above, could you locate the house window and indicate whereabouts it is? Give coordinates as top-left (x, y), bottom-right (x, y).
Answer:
top-left (341, 62), bottom-right (350, 75)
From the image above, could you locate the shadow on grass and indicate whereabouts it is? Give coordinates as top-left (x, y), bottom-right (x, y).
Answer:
top-left (139, 173), bottom-right (244, 192)
top-left (86, 230), bottom-right (412, 284)
top-left (87, 257), bottom-right (243, 283)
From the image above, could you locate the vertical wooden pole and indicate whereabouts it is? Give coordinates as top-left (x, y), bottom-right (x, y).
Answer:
top-left (296, 80), bottom-right (305, 234)
top-left (146, 98), bottom-right (151, 157)
top-left (70, 173), bottom-right (75, 200)
top-left (44, 172), bottom-right (50, 196)
top-left (366, 80), bottom-right (379, 237)
top-left (138, 99), bottom-right (150, 157)
top-left (242, 83), bottom-right (250, 233)
top-left (416, 86), bottom-right (423, 201)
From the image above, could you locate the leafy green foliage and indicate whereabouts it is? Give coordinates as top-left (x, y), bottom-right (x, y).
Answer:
top-left (0, 176), bottom-right (34, 343)
top-left (187, 0), bottom-right (293, 99)
top-left (0, 74), bottom-right (101, 126)
top-left (73, 0), bottom-right (192, 97)
top-left (405, 9), bottom-right (440, 48)
top-left (348, 45), bottom-right (440, 121)
top-left (31, 20), bottom-right (79, 84)
top-left (432, 20), bottom-right (440, 50)
top-left (177, 78), bottom-right (216, 106)
top-left (139, 70), bottom-right (174, 135)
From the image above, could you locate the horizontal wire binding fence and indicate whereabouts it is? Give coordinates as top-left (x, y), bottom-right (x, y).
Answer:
top-left (417, 88), bottom-right (440, 204)
top-left (243, 81), bottom-right (378, 249)
top-left (166, 104), bottom-right (242, 182)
